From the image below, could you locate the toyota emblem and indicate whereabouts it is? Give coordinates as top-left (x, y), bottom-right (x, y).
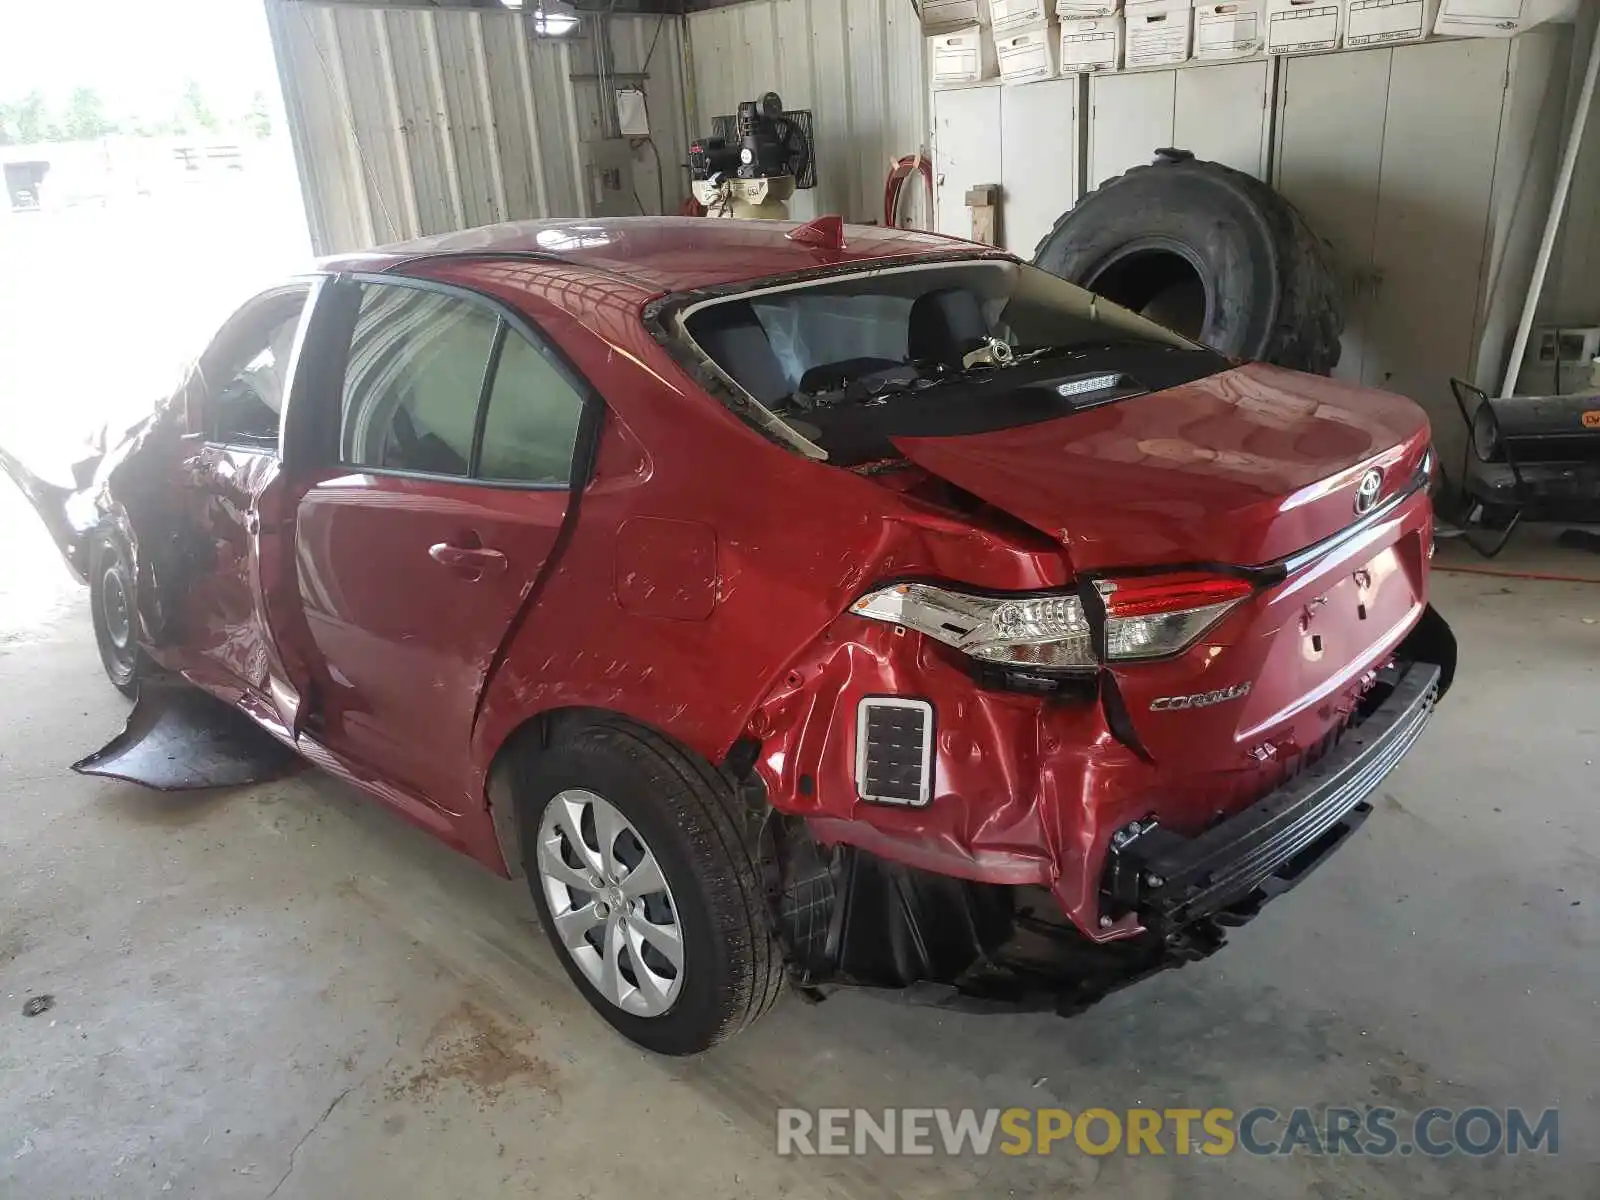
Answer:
top-left (1354, 468), bottom-right (1383, 515)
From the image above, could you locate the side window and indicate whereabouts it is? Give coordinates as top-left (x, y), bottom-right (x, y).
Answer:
top-left (209, 288), bottom-right (311, 449)
top-left (340, 284), bottom-right (499, 476)
top-left (478, 331), bottom-right (586, 485)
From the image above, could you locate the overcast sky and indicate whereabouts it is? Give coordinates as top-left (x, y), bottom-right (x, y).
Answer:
top-left (0, 0), bottom-right (280, 115)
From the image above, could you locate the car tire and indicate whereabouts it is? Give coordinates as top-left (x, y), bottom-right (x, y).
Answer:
top-left (1032, 152), bottom-right (1344, 375)
top-left (514, 717), bottom-right (783, 1055)
top-left (89, 525), bottom-right (141, 698)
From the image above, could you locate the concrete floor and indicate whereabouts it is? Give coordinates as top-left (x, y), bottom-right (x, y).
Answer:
top-left (2, 478), bottom-right (1595, 1200)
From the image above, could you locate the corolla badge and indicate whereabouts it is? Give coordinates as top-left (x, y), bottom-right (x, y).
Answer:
top-left (1354, 468), bottom-right (1383, 515)
top-left (1149, 682), bottom-right (1252, 711)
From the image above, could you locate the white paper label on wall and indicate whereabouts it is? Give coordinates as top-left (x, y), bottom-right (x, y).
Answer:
top-left (1346, 0), bottom-right (1429, 43)
top-left (615, 88), bottom-right (650, 137)
top-left (1267, 0), bottom-right (1340, 51)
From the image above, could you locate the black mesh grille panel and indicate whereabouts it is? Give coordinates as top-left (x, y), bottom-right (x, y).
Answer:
top-left (857, 699), bottom-right (932, 806)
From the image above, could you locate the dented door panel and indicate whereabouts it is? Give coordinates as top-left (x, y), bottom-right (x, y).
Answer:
top-left (294, 472), bottom-right (569, 814)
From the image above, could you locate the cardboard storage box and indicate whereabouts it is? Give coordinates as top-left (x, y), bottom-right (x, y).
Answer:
top-left (997, 22), bottom-right (1062, 81)
top-left (930, 26), bottom-right (998, 85)
top-left (1057, 0), bottom-right (1121, 14)
top-left (992, 0), bottom-right (1052, 32)
top-left (1266, 0), bottom-right (1343, 52)
top-left (1060, 15), bottom-right (1124, 69)
top-left (1345, 0), bottom-right (1436, 43)
top-left (1432, 0), bottom-right (1530, 36)
top-left (1125, 0), bottom-right (1192, 66)
top-left (923, 0), bottom-right (984, 29)
top-left (1193, 0), bottom-right (1264, 56)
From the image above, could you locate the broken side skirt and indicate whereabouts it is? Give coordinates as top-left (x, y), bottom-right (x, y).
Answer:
top-left (74, 677), bottom-right (301, 790)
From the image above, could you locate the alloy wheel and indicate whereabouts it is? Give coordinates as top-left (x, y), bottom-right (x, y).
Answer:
top-left (535, 788), bottom-right (685, 1017)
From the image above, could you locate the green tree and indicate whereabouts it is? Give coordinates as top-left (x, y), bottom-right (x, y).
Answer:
top-left (241, 90), bottom-right (273, 139)
top-left (61, 87), bottom-right (117, 140)
top-left (0, 91), bottom-right (53, 145)
top-left (180, 79), bottom-right (219, 133)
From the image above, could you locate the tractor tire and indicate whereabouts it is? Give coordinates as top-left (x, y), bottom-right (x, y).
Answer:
top-left (1033, 151), bottom-right (1344, 375)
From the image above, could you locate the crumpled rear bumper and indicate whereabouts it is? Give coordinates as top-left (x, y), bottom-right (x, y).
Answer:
top-left (767, 657), bottom-right (1447, 1016)
top-left (1101, 660), bottom-right (1441, 930)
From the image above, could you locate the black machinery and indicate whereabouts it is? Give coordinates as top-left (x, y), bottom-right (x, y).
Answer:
top-left (689, 92), bottom-right (815, 219)
top-left (1448, 377), bottom-right (1600, 555)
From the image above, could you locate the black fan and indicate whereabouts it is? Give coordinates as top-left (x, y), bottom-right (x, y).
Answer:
top-left (707, 99), bottom-right (817, 190)
top-left (772, 111), bottom-right (816, 190)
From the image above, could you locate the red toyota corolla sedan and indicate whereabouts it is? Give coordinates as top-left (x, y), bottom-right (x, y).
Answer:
top-left (8, 216), bottom-right (1454, 1054)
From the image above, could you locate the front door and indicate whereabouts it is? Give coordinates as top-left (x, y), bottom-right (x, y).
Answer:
top-left (178, 284), bottom-right (317, 732)
top-left (293, 277), bottom-right (591, 814)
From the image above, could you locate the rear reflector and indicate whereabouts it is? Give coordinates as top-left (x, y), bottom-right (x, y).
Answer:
top-left (855, 697), bottom-right (934, 806)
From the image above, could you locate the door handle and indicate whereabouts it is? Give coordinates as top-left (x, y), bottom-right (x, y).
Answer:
top-left (428, 542), bottom-right (508, 577)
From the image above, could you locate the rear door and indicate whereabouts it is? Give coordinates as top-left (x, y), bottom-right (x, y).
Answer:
top-left (292, 275), bottom-right (594, 814)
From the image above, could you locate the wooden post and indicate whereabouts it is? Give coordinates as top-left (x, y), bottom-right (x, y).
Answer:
top-left (965, 184), bottom-right (999, 246)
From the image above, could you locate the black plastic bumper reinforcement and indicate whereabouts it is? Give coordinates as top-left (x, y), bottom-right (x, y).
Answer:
top-left (1106, 661), bottom-right (1442, 928)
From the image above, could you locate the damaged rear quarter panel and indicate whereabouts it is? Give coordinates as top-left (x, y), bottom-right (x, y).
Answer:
top-left (455, 266), bottom-right (1074, 822)
top-left (745, 614), bottom-right (1163, 931)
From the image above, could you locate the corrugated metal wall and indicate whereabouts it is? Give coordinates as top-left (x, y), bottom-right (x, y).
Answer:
top-left (267, 1), bottom-right (690, 254)
top-left (684, 0), bottom-right (926, 223)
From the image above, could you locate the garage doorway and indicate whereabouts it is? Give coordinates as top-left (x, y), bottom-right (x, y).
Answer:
top-left (0, 0), bottom-right (310, 475)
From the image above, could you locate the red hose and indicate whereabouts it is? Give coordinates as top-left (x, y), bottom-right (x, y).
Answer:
top-left (1432, 563), bottom-right (1600, 584)
top-left (884, 153), bottom-right (934, 229)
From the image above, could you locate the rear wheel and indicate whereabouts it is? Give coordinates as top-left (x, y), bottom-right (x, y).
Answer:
top-left (89, 527), bottom-right (139, 697)
top-left (515, 718), bottom-right (783, 1054)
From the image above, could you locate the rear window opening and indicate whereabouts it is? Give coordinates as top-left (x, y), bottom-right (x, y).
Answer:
top-left (677, 258), bottom-right (1229, 465)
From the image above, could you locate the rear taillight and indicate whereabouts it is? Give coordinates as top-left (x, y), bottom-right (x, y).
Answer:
top-left (850, 573), bottom-right (1253, 671)
top-left (1098, 573), bottom-right (1255, 661)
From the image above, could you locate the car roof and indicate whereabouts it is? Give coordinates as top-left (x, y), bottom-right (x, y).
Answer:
top-left (318, 216), bottom-right (984, 296)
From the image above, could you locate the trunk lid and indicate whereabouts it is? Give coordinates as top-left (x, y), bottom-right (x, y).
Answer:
top-left (891, 363), bottom-right (1431, 569)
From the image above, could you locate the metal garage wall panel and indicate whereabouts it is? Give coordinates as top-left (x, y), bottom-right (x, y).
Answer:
top-left (607, 16), bottom-right (694, 220)
top-left (269, 3), bottom-right (685, 253)
top-left (269, 3), bottom-right (373, 250)
top-left (685, 0), bottom-right (927, 223)
top-left (1478, 26), bottom-right (1572, 388)
top-left (1542, 7), bottom-right (1599, 326)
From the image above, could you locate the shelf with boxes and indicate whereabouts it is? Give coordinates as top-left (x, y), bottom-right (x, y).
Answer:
top-left (926, 0), bottom-right (1550, 89)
